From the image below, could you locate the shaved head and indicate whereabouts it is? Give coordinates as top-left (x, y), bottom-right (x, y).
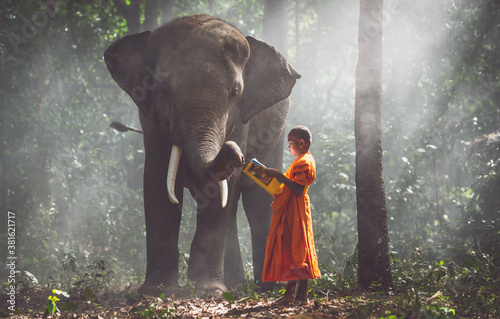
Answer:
top-left (288, 125), bottom-right (312, 144)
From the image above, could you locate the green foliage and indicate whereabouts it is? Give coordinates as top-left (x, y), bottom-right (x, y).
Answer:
top-left (44, 289), bottom-right (69, 316)
top-left (457, 132), bottom-right (500, 264)
top-left (134, 294), bottom-right (177, 319)
top-left (47, 252), bottom-right (113, 294)
top-left (45, 295), bottom-right (60, 316)
top-left (387, 247), bottom-right (500, 317)
top-left (303, 248), bottom-right (497, 318)
top-left (222, 291), bottom-right (235, 307)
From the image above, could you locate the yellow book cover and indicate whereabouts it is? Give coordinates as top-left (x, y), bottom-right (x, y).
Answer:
top-left (243, 159), bottom-right (283, 195)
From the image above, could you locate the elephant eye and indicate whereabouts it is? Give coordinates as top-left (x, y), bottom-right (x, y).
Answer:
top-left (230, 84), bottom-right (241, 98)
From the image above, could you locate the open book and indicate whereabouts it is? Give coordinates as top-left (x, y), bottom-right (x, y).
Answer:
top-left (243, 159), bottom-right (283, 195)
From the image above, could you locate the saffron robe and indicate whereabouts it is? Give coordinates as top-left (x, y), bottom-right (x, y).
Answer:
top-left (262, 152), bottom-right (321, 282)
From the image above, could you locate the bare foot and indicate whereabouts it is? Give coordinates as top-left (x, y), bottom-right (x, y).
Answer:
top-left (296, 295), bottom-right (310, 306)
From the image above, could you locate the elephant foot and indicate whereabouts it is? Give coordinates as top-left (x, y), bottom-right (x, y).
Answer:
top-left (196, 281), bottom-right (227, 297)
top-left (137, 281), bottom-right (168, 296)
top-left (224, 273), bottom-right (246, 291)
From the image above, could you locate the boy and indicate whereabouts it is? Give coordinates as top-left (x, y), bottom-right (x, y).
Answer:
top-left (263, 125), bottom-right (320, 305)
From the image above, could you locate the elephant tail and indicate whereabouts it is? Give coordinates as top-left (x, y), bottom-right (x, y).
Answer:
top-left (110, 121), bottom-right (143, 134)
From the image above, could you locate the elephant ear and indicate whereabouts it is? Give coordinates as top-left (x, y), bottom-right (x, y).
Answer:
top-left (240, 36), bottom-right (301, 124)
top-left (104, 31), bottom-right (152, 117)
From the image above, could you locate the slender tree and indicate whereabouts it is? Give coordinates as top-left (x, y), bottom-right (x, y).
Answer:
top-left (354, 0), bottom-right (392, 290)
top-left (262, 0), bottom-right (287, 54)
top-left (111, 0), bottom-right (174, 33)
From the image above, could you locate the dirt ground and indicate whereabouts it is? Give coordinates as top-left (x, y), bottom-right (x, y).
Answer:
top-left (2, 289), bottom-right (371, 318)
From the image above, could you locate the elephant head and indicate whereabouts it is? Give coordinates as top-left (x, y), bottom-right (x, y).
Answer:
top-left (104, 15), bottom-right (300, 205)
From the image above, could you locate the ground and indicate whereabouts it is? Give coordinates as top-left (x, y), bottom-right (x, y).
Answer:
top-left (1, 288), bottom-right (391, 318)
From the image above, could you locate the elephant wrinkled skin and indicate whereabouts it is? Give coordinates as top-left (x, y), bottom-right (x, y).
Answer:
top-left (104, 14), bottom-right (301, 295)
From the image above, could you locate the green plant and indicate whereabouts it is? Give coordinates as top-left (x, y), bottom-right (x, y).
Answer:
top-left (222, 291), bottom-right (235, 307)
top-left (134, 294), bottom-right (177, 319)
top-left (44, 289), bottom-right (69, 316)
top-left (48, 252), bottom-right (114, 293)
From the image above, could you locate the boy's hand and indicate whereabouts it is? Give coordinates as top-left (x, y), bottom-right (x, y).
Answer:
top-left (266, 168), bottom-right (282, 178)
top-left (266, 168), bottom-right (305, 196)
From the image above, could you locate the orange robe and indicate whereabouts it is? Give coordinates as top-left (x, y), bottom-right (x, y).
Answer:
top-left (262, 152), bottom-right (321, 282)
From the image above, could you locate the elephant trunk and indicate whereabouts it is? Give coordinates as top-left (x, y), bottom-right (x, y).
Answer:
top-left (166, 141), bottom-right (244, 208)
top-left (189, 141), bottom-right (244, 181)
top-left (182, 115), bottom-right (245, 182)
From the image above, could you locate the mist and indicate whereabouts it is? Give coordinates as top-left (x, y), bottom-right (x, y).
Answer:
top-left (1, 0), bottom-right (498, 302)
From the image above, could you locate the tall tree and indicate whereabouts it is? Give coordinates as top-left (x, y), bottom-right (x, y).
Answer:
top-left (262, 0), bottom-right (287, 54)
top-left (111, 0), bottom-right (174, 33)
top-left (354, 0), bottom-right (392, 290)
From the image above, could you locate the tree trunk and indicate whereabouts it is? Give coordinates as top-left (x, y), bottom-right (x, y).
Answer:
top-left (112, 0), bottom-right (174, 32)
top-left (144, 0), bottom-right (161, 31)
top-left (112, 0), bottom-right (141, 33)
top-left (263, 0), bottom-right (287, 55)
top-left (161, 0), bottom-right (175, 25)
top-left (34, 0), bottom-right (55, 208)
top-left (354, 0), bottom-right (392, 290)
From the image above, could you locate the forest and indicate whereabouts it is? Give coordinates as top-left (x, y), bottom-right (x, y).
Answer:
top-left (1, 0), bottom-right (499, 318)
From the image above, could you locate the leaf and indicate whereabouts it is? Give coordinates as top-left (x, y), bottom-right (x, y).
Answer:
top-left (427, 290), bottom-right (443, 302)
top-left (24, 271), bottom-right (38, 285)
top-left (52, 289), bottom-right (70, 298)
top-left (84, 288), bottom-right (95, 300)
top-left (45, 301), bottom-right (56, 315)
top-left (222, 292), bottom-right (235, 304)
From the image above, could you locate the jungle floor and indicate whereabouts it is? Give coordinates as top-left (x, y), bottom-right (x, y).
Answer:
top-left (1, 287), bottom-right (404, 318)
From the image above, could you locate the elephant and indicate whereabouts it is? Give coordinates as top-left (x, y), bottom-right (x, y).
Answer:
top-left (104, 14), bottom-right (301, 295)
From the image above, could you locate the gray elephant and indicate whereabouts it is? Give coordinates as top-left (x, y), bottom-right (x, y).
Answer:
top-left (104, 14), bottom-right (300, 295)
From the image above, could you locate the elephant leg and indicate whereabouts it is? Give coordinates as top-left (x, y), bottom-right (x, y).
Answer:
top-left (223, 191), bottom-right (246, 289)
top-left (242, 185), bottom-right (275, 291)
top-left (139, 133), bottom-right (184, 295)
top-left (188, 178), bottom-right (238, 295)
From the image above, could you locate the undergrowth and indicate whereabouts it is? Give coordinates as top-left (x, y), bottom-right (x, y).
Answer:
top-left (2, 244), bottom-right (499, 318)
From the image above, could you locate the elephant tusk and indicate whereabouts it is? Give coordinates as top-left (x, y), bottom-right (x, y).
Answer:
top-left (219, 180), bottom-right (228, 208)
top-left (167, 145), bottom-right (182, 205)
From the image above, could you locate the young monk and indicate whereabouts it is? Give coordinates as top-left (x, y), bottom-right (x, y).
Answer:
top-left (263, 125), bottom-right (320, 305)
